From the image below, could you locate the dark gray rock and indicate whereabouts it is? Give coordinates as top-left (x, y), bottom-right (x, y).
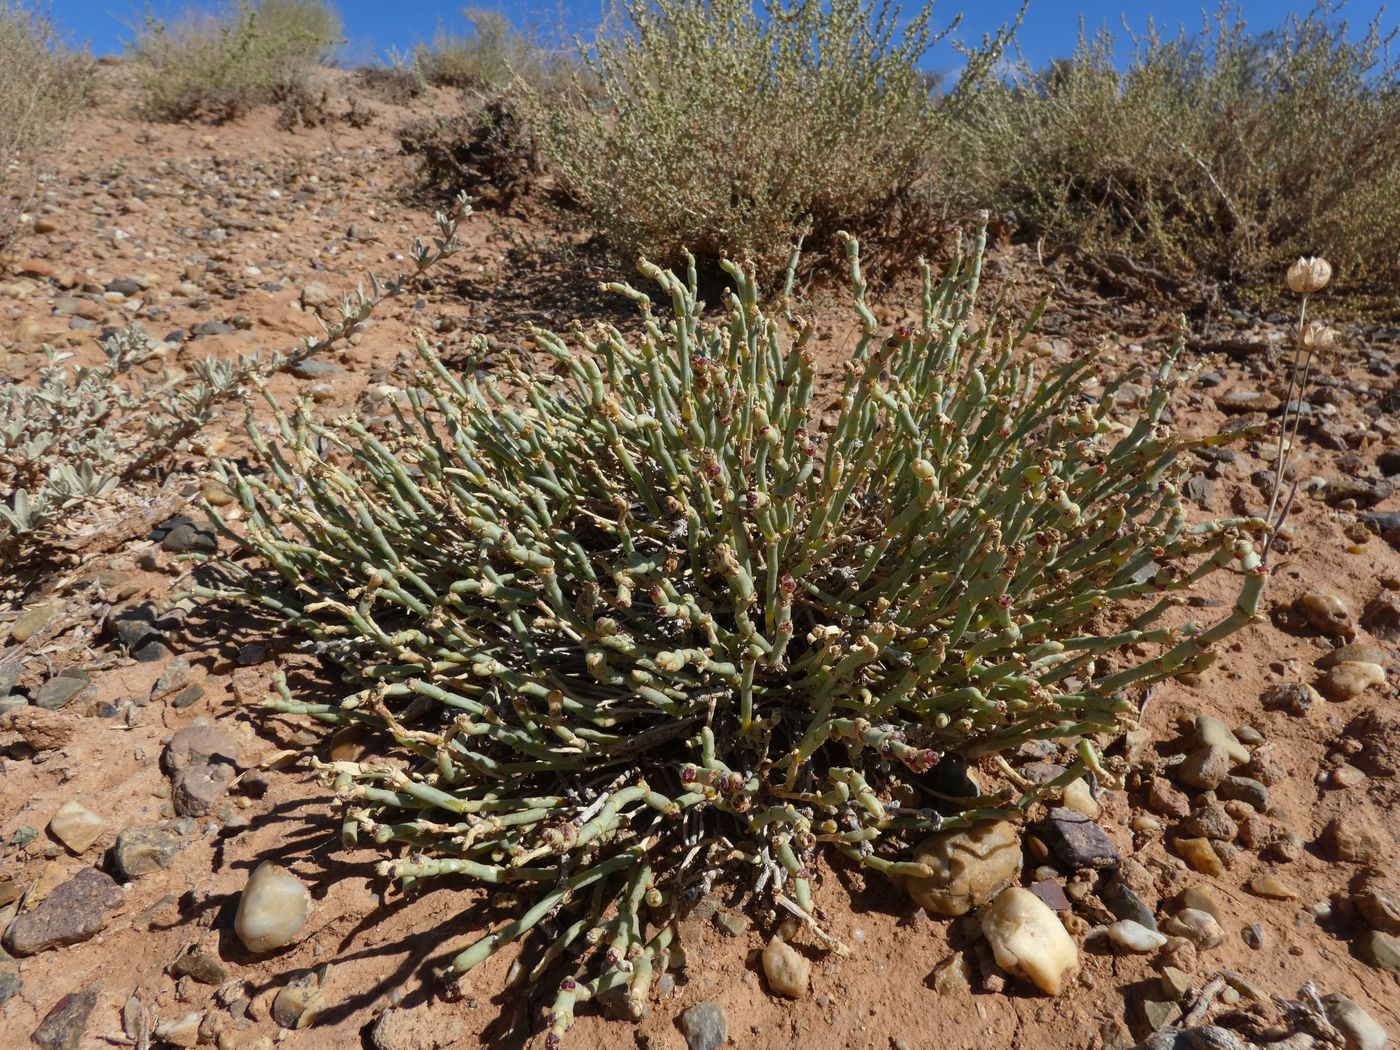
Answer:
top-left (679, 1001), bottom-right (728, 1050)
top-left (163, 724), bottom-right (241, 817)
top-left (31, 987), bottom-right (99, 1050)
top-left (1103, 878), bottom-right (1156, 931)
top-left (161, 523), bottom-right (216, 554)
top-left (0, 950), bottom-right (19, 1005)
top-left (289, 358), bottom-right (343, 379)
top-left (4, 869), bottom-right (122, 955)
top-left (1038, 807), bottom-right (1119, 870)
top-left (169, 944), bottom-right (227, 985)
top-left (33, 670), bottom-right (91, 711)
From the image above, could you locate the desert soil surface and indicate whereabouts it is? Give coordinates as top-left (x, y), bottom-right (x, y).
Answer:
top-left (1, 65), bottom-right (1399, 1050)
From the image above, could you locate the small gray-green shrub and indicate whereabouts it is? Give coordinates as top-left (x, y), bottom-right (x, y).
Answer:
top-left (532, 0), bottom-right (1015, 280)
top-left (414, 7), bottom-right (565, 93)
top-left (200, 210), bottom-right (1265, 1041)
top-left (0, 2), bottom-right (90, 249)
top-left (129, 0), bottom-right (343, 122)
top-left (950, 4), bottom-right (1400, 288)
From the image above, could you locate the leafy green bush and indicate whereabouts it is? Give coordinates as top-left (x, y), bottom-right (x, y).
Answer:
top-left (532, 0), bottom-right (1015, 280)
top-left (201, 217), bottom-right (1264, 1041)
top-left (0, 2), bottom-right (89, 249)
top-left (415, 7), bottom-right (564, 93)
top-left (951, 4), bottom-right (1400, 287)
top-left (130, 0), bottom-right (343, 122)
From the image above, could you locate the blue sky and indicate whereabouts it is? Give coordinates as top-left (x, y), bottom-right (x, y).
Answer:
top-left (45, 0), bottom-right (1398, 70)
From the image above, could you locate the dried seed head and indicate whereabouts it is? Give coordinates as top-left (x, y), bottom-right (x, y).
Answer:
top-left (1299, 321), bottom-right (1339, 353)
top-left (1286, 256), bottom-right (1332, 295)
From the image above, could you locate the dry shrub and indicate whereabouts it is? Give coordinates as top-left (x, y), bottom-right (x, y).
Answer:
top-left (398, 92), bottom-right (542, 209)
top-left (952, 2), bottom-right (1400, 289)
top-left (354, 58), bottom-right (425, 106)
top-left (129, 0), bottom-right (342, 123)
top-left (0, 2), bottom-right (89, 249)
top-left (414, 7), bottom-right (566, 93)
top-left (532, 0), bottom-right (1014, 281)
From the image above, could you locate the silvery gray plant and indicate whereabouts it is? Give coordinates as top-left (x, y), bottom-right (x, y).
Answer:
top-left (200, 212), bottom-right (1266, 1045)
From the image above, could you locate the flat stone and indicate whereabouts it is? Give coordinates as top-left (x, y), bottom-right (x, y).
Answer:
top-left (0, 950), bottom-right (19, 1005)
top-left (1162, 908), bottom-right (1225, 950)
top-left (150, 657), bottom-right (194, 701)
top-left (1319, 643), bottom-right (1390, 669)
top-left (1037, 807), bottom-right (1119, 869)
top-left (4, 868), bottom-right (122, 955)
top-left (1325, 818), bottom-right (1386, 864)
top-left (370, 1006), bottom-right (465, 1050)
top-left (33, 670), bottom-right (92, 711)
top-left (1362, 929), bottom-right (1400, 975)
top-left (1177, 745), bottom-right (1233, 790)
top-left (161, 523), bottom-right (216, 554)
top-left (1318, 662), bottom-right (1386, 701)
top-left (48, 800), bottom-right (105, 853)
top-left (679, 1002), bottom-right (727, 1050)
top-left (1324, 993), bottom-right (1390, 1050)
top-left (289, 358), bottom-right (343, 379)
top-left (110, 825), bottom-right (181, 880)
top-left (1103, 878), bottom-right (1156, 930)
top-left (1218, 776), bottom-right (1270, 812)
top-left (169, 944), bottom-right (227, 985)
top-left (31, 987), bottom-right (99, 1050)
top-left (1172, 836), bottom-right (1224, 876)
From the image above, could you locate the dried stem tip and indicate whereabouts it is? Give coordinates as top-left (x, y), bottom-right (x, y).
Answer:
top-left (1286, 257), bottom-right (1332, 295)
top-left (1299, 321), bottom-right (1339, 354)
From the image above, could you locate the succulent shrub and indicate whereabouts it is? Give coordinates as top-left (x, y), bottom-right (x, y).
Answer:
top-left (531, 0), bottom-right (1016, 280)
top-left (130, 0), bottom-right (343, 123)
top-left (950, 5), bottom-right (1400, 289)
top-left (202, 215), bottom-right (1264, 1042)
top-left (0, 1), bottom-right (90, 249)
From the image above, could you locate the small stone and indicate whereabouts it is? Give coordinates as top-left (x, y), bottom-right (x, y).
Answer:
top-left (1061, 778), bottom-right (1099, 818)
top-left (1299, 592), bottom-right (1355, 637)
top-left (1162, 908), bottom-right (1225, 950)
top-left (1038, 807), bottom-right (1119, 869)
top-left (1218, 776), bottom-right (1270, 812)
top-left (170, 944), bottom-right (228, 985)
top-left (234, 862), bottom-right (312, 953)
top-left (163, 724), bottom-right (240, 817)
top-left (33, 670), bottom-right (92, 711)
top-left (979, 887), bottom-right (1078, 995)
top-left (161, 523), bottom-right (217, 554)
top-left (1103, 879), bottom-right (1156, 930)
top-left (1101, 919), bottom-right (1167, 952)
top-left (1171, 836), bottom-right (1224, 876)
top-left (4, 868), bottom-right (122, 955)
top-left (370, 1006), bottom-right (465, 1050)
top-left (1028, 878), bottom-right (1071, 911)
top-left (679, 1002), bottom-right (727, 1050)
top-left (762, 937), bottom-right (810, 998)
top-left (713, 911), bottom-right (749, 937)
top-left (201, 481), bottom-right (236, 507)
top-left (1324, 818), bottom-right (1386, 864)
top-left (11, 603), bottom-right (59, 641)
top-left (1362, 594), bottom-right (1400, 642)
top-left (1247, 874), bottom-right (1298, 900)
top-left (930, 951), bottom-right (972, 995)
top-left (48, 800), bottom-right (105, 853)
top-left (1193, 717), bottom-right (1250, 764)
top-left (1178, 803), bottom-right (1238, 842)
top-left (151, 657), bottom-right (194, 701)
top-left (31, 987), bottom-right (99, 1050)
top-left (1319, 642), bottom-right (1390, 669)
top-left (153, 1014), bottom-right (200, 1048)
top-left (111, 824), bottom-right (180, 879)
top-left (1332, 764), bottom-right (1367, 787)
top-left (1242, 922), bottom-right (1265, 949)
top-left (1354, 873), bottom-right (1400, 934)
top-left (1180, 887), bottom-right (1224, 922)
top-left (1143, 999), bottom-right (1183, 1031)
top-left (1323, 993), bottom-right (1390, 1050)
top-left (1361, 930), bottom-right (1400, 975)
top-left (1159, 966), bottom-right (1193, 1001)
top-left (904, 820), bottom-right (1022, 916)
top-left (1261, 681), bottom-right (1318, 715)
top-left (1318, 661), bottom-right (1386, 701)
top-left (300, 282), bottom-right (332, 308)
top-left (1147, 777), bottom-right (1191, 818)
top-left (1177, 746), bottom-right (1234, 790)
top-left (271, 969), bottom-right (322, 1029)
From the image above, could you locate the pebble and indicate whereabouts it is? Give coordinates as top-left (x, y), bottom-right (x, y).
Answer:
top-left (1362, 930), bottom-right (1400, 975)
top-left (761, 937), bottom-right (810, 998)
top-left (1319, 642), bottom-right (1390, 669)
top-left (1192, 717), bottom-right (1250, 764)
top-left (679, 1002), bottom-right (728, 1050)
top-left (1298, 592), bottom-right (1354, 637)
top-left (979, 887), bottom-right (1078, 995)
top-left (11, 603), bottom-right (59, 641)
top-left (271, 969), bottom-right (323, 1029)
top-left (1100, 919), bottom-right (1167, 952)
top-left (1172, 837), bottom-right (1224, 876)
top-left (1038, 807), bottom-right (1120, 870)
top-left (1242, 923), bottom-right (1265, 950)
top-left (1353, 873), bottom-right (1400, 934)
top-left (33, 670), bottom-right (92, 711)
top-left (1177, 746), bottom-right (1234, 790)
top-left (1147, 777), bottom-right (1191, 818)
top-left (30, 986), bottom-right (99, 1050)
top-left (1180, 887), bottom-right (1223, 922)
top-left (1062, 778), bottom-right (1099, 818)
top-left (1247, 874), bottom-right (1299, 900)
top-left (163, 724), bottom-right (241, 817)
top-left (1324, 818), bottom-right (1385, 864)
top-left (1261, 681), bottom-right (1319, 715)
top-left (1178, 803), bottom-right (1237, 842)
top-left (713, 911), bottom-right (749, 937)
top-left (1324, 993), bottom-right (1390, 1050)
top-left (0, 950), bottom-right (18, 1005)
top-left (48, 800), bottom-right (105, 853)
top-left (4, 868), bottom-right (123, 956)
top-left (1159, 965), bottom-right (1193, 1001)
top-left (1162, 908), bottom-right (1225, 950)
top-left (234, 862), bottom-right (312, 953)
top-left (108, 824), bottom-right (179, 879)
top-left (1317, 661), bottom-right (1386, 701)
top-left (930, 951), bottom-right (972, 995)
top-left (1104, 879), bottom-right (1156, 930)
top-left (905, 820), bottom-right (1022, 916)
top-left (170, 944), bottom-right (227, 985)
top-left (1218, 776), bottom-right (1270, 812)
